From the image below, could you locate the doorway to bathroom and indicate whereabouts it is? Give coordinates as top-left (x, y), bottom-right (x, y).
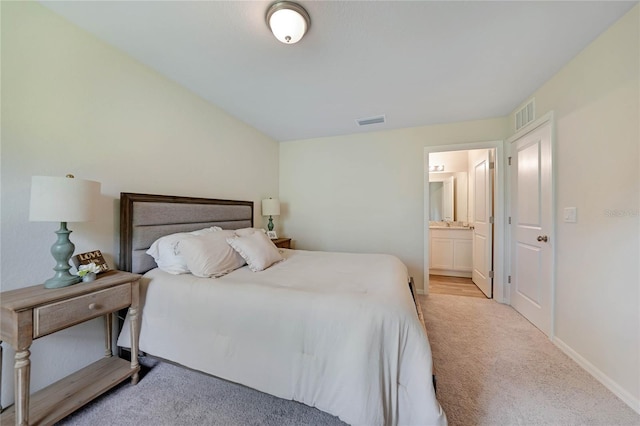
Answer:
top-left (423, 141), bottom-right (506, 301)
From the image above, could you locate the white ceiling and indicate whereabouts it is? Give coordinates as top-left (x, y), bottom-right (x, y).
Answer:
top-left (41, 1), bottom-right (637, 142)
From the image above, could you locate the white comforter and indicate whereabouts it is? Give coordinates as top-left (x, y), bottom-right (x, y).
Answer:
top-left (118, 249), bottom-right (446, 426)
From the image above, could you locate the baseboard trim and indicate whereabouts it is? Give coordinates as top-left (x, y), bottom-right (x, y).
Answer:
top-left (553, 337), bottom-right (640, 415)
top-left (428, 269), bottom-right (472, 278)
top-left (417, 289), bottom-right (425, 295)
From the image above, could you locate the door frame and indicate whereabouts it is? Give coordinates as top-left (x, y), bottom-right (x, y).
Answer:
top-left (423, 140), bottom-right (506, 302)
top-left (506, 110), bottom-right (556, 336)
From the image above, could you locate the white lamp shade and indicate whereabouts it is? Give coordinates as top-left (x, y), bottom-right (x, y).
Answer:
top-left (29, 176), bottom-right (101, 222)
top-left (261, 198), bottom-right (281, 216)
top-left (269, 7), bottom-right (308, 44)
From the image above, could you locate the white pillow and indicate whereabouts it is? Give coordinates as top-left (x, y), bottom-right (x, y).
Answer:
top-left (178, 230), bottom-right (246, 278)
top-left (192, 226), bottom-right (222, 235)
top-left (226, 231), bottom-right (283, 272)
top-left (146, 226), bottom-right (221, 274)
top-left (233, 227), bottom-right (267, 237)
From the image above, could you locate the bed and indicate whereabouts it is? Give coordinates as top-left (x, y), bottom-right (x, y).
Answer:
top-left (116, 193), bottom-right (446, 426)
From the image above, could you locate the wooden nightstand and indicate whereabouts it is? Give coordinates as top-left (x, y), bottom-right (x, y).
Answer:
top-left (271, 237), bottom-right (292, 249)
top-left (0, 270), bottom-right (141, 425)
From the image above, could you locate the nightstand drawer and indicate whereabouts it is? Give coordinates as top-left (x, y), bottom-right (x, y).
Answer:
top-left (33, 284), bottom-right (131, 338)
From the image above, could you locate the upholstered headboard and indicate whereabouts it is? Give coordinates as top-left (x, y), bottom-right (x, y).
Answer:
top-left (119, 193), bottom-right (254, 274)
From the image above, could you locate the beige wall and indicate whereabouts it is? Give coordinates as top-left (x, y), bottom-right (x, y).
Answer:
top-left (279, 119), bottom-right (508, 292)
top-left (1, 2), bottom-right (279, 407)
top-left (429, 150), bottom-right (469, 173)
top-left (509, 5), bottom-right (638, 408)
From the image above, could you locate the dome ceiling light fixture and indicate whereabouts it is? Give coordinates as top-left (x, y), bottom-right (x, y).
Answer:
top-left (266, 1), bottom-right (311, 44)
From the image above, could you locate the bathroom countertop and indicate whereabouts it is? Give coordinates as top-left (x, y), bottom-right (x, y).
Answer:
top-left (429, 225), bottom-right (472, 229)
top-left (429, 222), bottom-right (472, 229)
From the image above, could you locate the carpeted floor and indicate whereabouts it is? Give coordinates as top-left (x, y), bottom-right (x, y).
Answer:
top-left (58, 356), bottom-right (346, 426)
top-left (421, 293), bottom-right (639, 426)
top-left (57, 294), bottom-right (640, 425)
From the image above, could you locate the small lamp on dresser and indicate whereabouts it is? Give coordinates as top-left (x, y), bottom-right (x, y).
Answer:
top-left (261, 197), bottom-right (280, 232)
top-left (29, 174), bottom-right (101, 288)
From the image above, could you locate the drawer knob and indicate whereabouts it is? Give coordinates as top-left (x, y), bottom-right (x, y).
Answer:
top-left (88, 303), bottom-right (98, 310)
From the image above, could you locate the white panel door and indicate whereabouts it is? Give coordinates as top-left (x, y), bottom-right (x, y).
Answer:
top-left (472, 152), bottom-right (493, 297)
top-left (510, 122), bottom-right (553, 336)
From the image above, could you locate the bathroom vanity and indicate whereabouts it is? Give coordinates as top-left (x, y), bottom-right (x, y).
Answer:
top-left (429, 226), bottom-right (473, 277)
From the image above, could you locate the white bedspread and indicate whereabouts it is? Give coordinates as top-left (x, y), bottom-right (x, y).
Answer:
top-left (118, 249), bottom-right (446, 426)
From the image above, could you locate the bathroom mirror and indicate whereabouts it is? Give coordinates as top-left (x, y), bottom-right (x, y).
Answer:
top-left (429, 172), bottom-right (468, 222)
top-left (429, 178), bottom-right (453, 221)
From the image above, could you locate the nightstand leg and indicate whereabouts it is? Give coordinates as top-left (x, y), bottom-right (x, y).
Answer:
top-left (104, 313), bottom-right (113, 357)
top-left (0, 341), bottom-right (3, 412)
top-left (14, 349), bottom-right (30, 426)
top-left (129, 280), bottom-right (140, 385)
top-left (129, 306), bottom-right (140, 384)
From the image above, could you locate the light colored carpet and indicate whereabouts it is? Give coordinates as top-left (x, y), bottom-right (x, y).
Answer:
top-left (421, 293), bottom-right (640, 426)
top-left (57, 294), bottom-right (640, 425)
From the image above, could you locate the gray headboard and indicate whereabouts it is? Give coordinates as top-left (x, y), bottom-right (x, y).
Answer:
top-left (119, 193), bottom-right (254, 274)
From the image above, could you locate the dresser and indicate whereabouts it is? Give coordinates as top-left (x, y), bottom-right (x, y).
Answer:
top-left (0, 270), bottom-right (141, 425)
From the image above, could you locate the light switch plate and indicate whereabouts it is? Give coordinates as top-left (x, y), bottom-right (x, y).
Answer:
top-left (564, 207), bottom-right (577, 223)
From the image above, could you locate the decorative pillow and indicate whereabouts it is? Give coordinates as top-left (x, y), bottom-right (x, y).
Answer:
top-left (179, 230), bottom-right (246, 278)
top-left (226, 231), bottom-right (283, 272)
top-left (233, 227), bottom-right (267, 237)
top-left (193, 226), bottom-right (222, 235)
top-left (146, 226), bottom-right (222, 274)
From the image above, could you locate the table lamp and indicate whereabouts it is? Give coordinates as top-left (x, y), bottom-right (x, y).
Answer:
top-left (29, 174), bottom-right (101, 288)
top-left (261, 198), bottom-right (280, 232)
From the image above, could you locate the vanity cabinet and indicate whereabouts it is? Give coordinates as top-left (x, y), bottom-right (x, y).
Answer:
top-left (429, 228), bottom-right (473, 277)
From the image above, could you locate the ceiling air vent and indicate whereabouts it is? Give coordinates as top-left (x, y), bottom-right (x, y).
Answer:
top-left (515, 99), bottom-right (535, 131)
top-left (356, 115), bottom-right (385, 126)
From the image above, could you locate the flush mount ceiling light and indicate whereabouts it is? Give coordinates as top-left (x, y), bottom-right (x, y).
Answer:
top-left (266, 1), bottom-right (310, 44)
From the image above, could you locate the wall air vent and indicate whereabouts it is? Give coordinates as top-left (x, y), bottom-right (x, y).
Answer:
top-left (356, 115), bottom-right (386, 126)
top-left (515, 99), bottom-right (535, 131)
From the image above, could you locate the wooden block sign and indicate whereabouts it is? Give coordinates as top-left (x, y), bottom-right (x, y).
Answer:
top-left (72, 250), bottom-right (110, 273)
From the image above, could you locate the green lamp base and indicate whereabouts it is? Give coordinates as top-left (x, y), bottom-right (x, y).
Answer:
top-left (267, 216), bottom-right (274, 232)
top-left (44, 222), bottom-right (81, 289)
top-left (44, 274), bottom-right (81, 289)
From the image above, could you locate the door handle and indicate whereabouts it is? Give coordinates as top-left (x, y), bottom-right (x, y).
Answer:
top-left (537, 235), bottom-right (548, 242)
